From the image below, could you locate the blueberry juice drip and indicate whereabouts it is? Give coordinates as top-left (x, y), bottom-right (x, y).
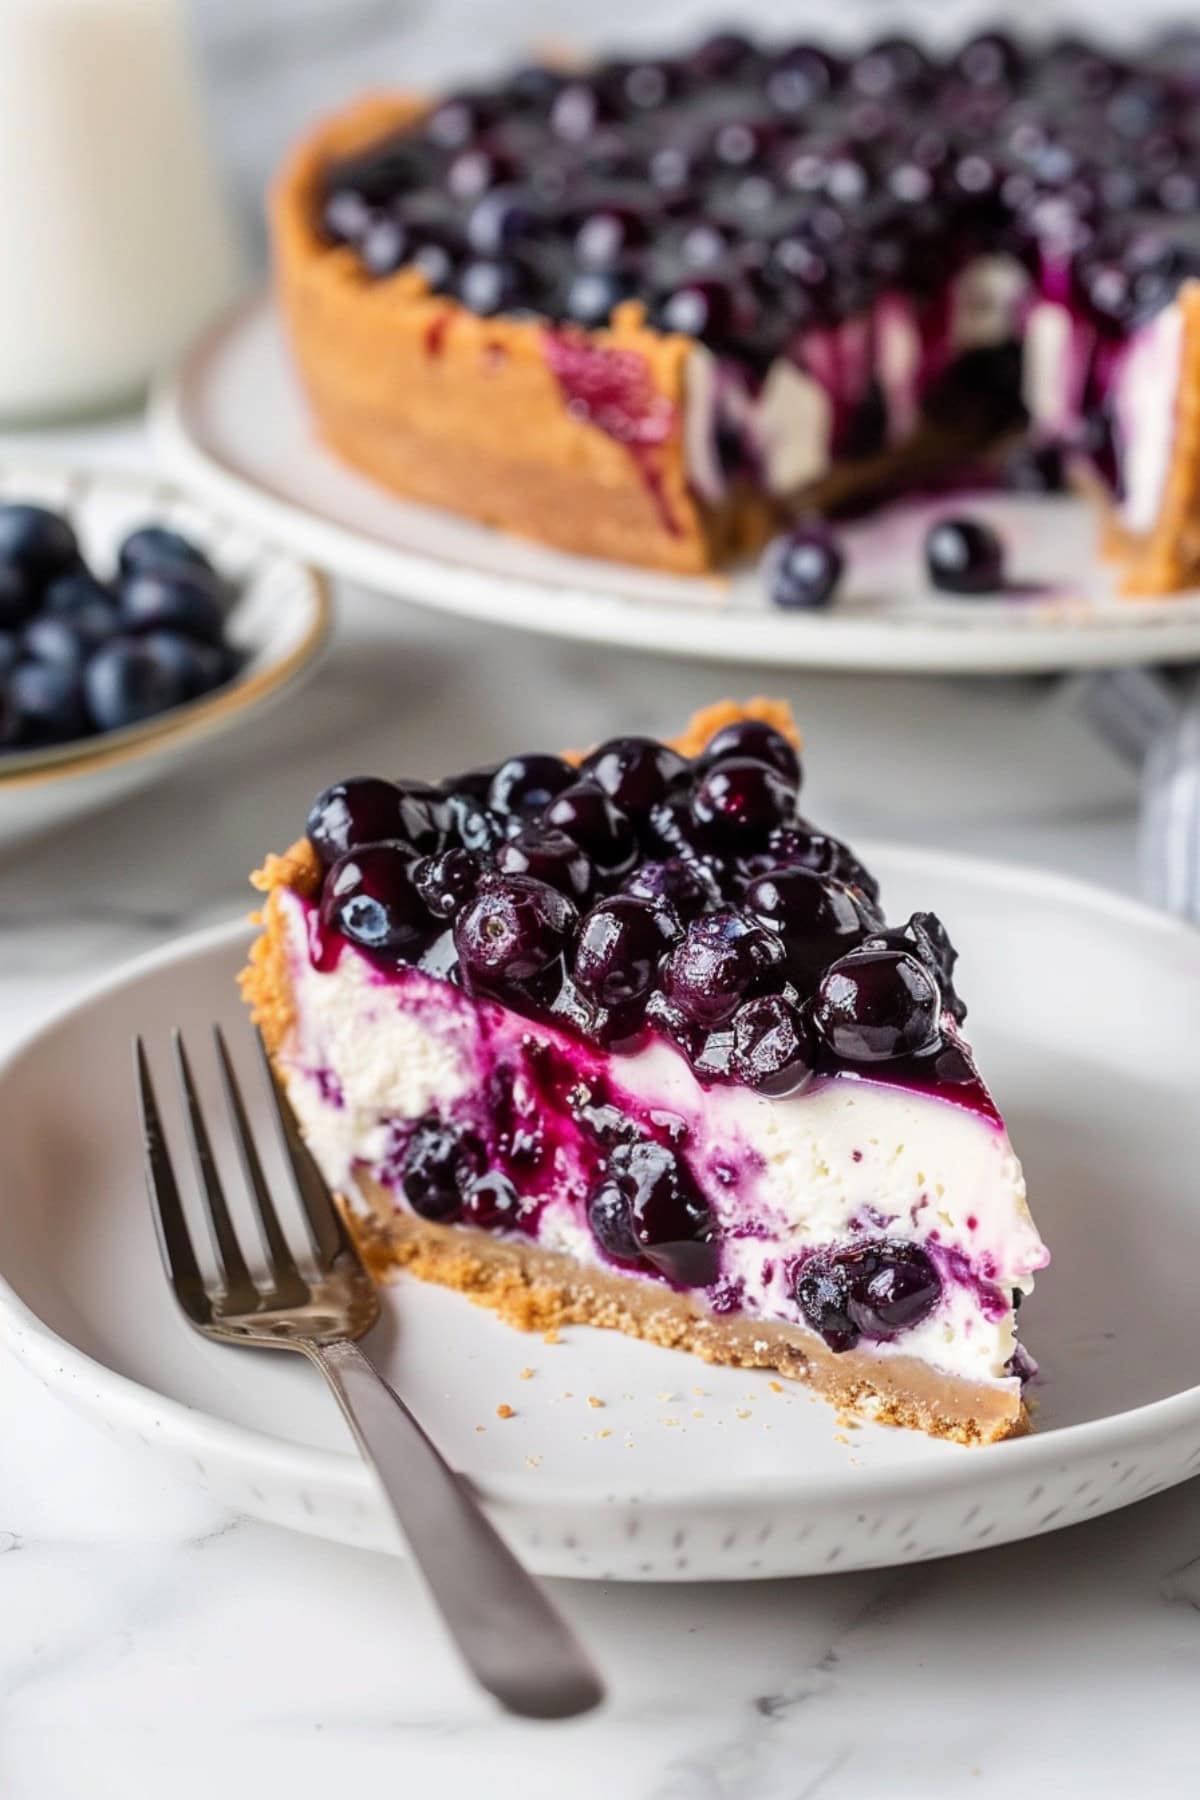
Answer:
top-left (313, 27), bottom-right (1200, 491)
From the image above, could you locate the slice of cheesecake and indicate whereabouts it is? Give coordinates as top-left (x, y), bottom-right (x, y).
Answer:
top-left (242, 700), bottom-right (1047, 1443)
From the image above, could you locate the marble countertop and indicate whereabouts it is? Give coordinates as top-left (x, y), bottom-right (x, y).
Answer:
top-left (2, 408), bottom-right (1198, 1797)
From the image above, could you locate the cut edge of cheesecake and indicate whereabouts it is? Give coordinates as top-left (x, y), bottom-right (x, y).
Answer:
top-left (274, 90), bottom-right (1200, 597)
top-left (241, 697), bottom-right (1031, 1447)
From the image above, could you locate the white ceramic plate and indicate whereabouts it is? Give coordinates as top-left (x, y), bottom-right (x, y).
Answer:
top-left (3, 846), bottom-right (1199, 1580)
top-left (154, 297), bottom-right (1200, 676)
top-left (0, 460), bottom-right (331, 849)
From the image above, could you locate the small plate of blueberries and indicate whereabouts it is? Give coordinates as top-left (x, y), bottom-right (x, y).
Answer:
top-left (0, 463), bottom-right (330, 848)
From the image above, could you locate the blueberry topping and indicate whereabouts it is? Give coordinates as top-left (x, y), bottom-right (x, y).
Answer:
top-left (745, 867), bottom-right (867, 987)
top-left (488, 752), bottom-right (575, 817)
top-left (308, 777), bottom-right (430, 867)
top-left (812, 949), bottom-right (942, 1062)
top-left (588, 1139), bottom-right (717, 1285)
top-left (663, 908), bottom-right (783, 1027)
top-left (580, 735), bottom-right (689, 816)
top-left (925, 517), bottom-right (1006, 595)
top-left (495, 823), bottom-right (593, 902)
top-left (731, 993), bottom-right (815, 1095)
top-left (574, 894), bottom-right (681, 1007)
top-left (701, 720), bottom-right (801, 787)
top-left (413, 847), bottom-right (483, 919)
top-left (544, 780), bottom-right (637, 874)
top-left (691, 756), bottom-right (797, 841)
top-left (796, 1240), bottom-right (940, 1350)
top-left (454, 873), bottom-right (578, 995)
top-left (764, 526), bottom-right (845, 611)
top-left (401, 1117), bottom-right (486, 1221)
top-left (463, 1169), bottom-right (524, 1228)
top-left (622, 856), bottom-right (713, 920)
top-left (320, 844), bottom-right (429, 959)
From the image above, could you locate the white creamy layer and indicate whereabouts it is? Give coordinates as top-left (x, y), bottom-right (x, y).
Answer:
top-left (276, 890), bottom-right (1047, 1391)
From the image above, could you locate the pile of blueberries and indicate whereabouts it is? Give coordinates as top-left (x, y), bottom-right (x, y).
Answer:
top-left (318, 28), bottom-right (1200, 369)
top-left (0, 502), bottom-right (240, 754)
top-left (307, 715), bottom-right (969, 1102)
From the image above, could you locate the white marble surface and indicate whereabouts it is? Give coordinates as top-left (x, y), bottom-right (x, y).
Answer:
top-left (2, 408), bottom-right (1199, 1795)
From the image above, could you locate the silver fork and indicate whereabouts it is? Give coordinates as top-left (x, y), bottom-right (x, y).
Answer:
top-left (135, 1025), bottom-right (603, 1721)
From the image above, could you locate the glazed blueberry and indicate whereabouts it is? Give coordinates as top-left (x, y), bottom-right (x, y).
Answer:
top-left (413, 847), bottom-right (483, 919)
top-left (411, 239), bottom-right (456, 293)
top-left (321, 844), bottom-right (429, 959)
top-left (765, 823), bottom-right (879, 902)
top-left (117, 524), bottom-right (214, 580)
top-left (495, 824), bottom-right (593, 903)
top-left (924, 517), bottom-right (1005, 595)
top-left (589, 1139), bottom-right (717, 1285)
top-left (563, 269), bottom-right (631, 328)
top-left (360, 213), bottom-right (411, 276)
top-left (745, 867), bottom-right (867, 986)
top-left (544, 780), bottom-right (638, 874)
top-left (812, 949), bottom-right (942, 1062)
top-left (731, 993), bottom-right (815, 1096)
top-left (389, 779), bottom-right (453, 852)
top-left (401, 1117), bottom-right (486, 1221)
top-left (574, 894), bottom-right (681, 1007)
top-left (463, 1169), bottom-right (524, 1229)
top-left (797, 1241), bottom-right (940, 1349)
top-left (454, 872), bottom-right (578, 994)
top-left (663, 908), bottom-right (783, 1028)
top-left (455, 257), bottom-right (524, 316)
top-left (550, 79), bottom-right (616, 143)
top-left (691, 757), bottom-right (796, 842)
top-left (0, 504), bottom-right (79, 592)
top-left (622, 856), bottom-right (713, 920)
top-left (580, 735), bottom-right (688, 816)
top-left (425, 94), bottom-right (492, 149)
top-left (8, 661), bottom-right (88, 743)
top-left (442, 763), bottom-right (498, 804)
top-left (574, 205), bottom-right (650, 268)
top-left (309, 777), bottom-right (411, 866)
top-left (763, 525), bottom-right (844, 610)
top-left (488, 752), bottom-right (575, 817)
top-left (863, 910), bottom-right (965, 1023)
top-left (82, 637), bottom-right (190, 732)
top-left (444, 790), bottom-right (501, 854)
top-left (466, 186), bottom-right (541, 257)
top-left (586, 1179), bottom-right (643, 1262)
top-left (119, 566), bottom-right (225, 644)
top-left (701, 720), bottom-right (801, 787)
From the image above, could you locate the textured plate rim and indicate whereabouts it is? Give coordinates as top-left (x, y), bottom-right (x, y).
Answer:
top-left (0, 457), bottom-right (333, 789)
top-left (3, 846), bottom-right (1200, 1519)
top-left (151, 295), bottom-right (1200, 677)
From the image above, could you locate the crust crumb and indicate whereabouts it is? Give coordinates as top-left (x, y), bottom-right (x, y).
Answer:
top-left (496, 1403), bottom-right (515, 1420)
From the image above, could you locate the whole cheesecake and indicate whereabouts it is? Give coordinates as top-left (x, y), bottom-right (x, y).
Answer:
top-left (242, 701), bottom-right (1048, 1444)
top-left (273, 27), bottom-right (1200, 590)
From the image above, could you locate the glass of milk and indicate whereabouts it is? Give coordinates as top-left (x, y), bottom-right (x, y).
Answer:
top-left (0, 0), bottom-right (243, 423)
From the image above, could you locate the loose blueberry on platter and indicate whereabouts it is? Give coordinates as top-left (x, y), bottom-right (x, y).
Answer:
top-left (244, 705), bottom-right (1049, 1445)
top-left (0, 502), bottom-right (242, 756)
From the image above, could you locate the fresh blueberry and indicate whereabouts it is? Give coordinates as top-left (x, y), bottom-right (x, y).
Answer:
top-left (488, 752), bottom-right (575, 817)
top-left (117, 524), bottom-right (214, 580)
top-left (496, 823), bottom-right (594, 903)
top-left (119, 565), bottom-right (225, 644)
top-left (0, 631), bottom-right (18, 676)
top-left (0, 680), bottom-right (19, 749)
top-left (745, 867), bottom-right (867, 987)
top-left (924, 516), bottom-right (1006, 595)
top-left (453, 873), bottom-right (578, 996)
top-left (0, 565), bottom-right (37, 631)
top-left (83, 637), bottom-right (191, 732)
top-left (574, 894), bottom-right (681, 1007)
top-left (812, 949), bottom-right (942, 1062)
top-left (9, 661), bottom-right (89, 743)
top-left (0, 503), bottom-right (79, 593)
top-left (764, 525), bottom-right (844, 610)
top-left (663, 908), bottom-right (783, 1028)
top-left (544, 780), bottom-right (638, 874)
top-left (320, 844), bottom-right (430, 960)
top-left (139, 631), bottom-right (231, 699)
top-left (580, 735), bottom-right (689, 816)
top-left (701, 720), bottom-right (801, 786)
top-left (401, 1117), bottom-right (486, 1222)
top-left (23, 615), bottom-right (102, 675)
top-left (589, 1139), bottom-right (718, 1286)
top-left (42, 570), bottom-right (120, 639)
top-left (413, 847), bottom-right (483, 919)
top-left (731, 993), bottom-right (815, 1096)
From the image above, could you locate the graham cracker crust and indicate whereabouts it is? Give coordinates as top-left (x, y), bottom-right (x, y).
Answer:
top-left (239, 696), bottom-right (1026, 1445)
top-left (348, 1182), bottom-right (1026, 1447)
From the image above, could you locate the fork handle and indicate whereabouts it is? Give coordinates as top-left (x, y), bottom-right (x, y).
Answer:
top-left (305, 1337), bottom-right (603, 1720)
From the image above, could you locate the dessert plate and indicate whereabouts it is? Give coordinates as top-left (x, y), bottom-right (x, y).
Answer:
top-left (154, 298), bottom-right (1200, 677)
top-left (3, 847), bottom-right (1200, 1580)
top-left (0, 459), bottom-right (331, 849)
